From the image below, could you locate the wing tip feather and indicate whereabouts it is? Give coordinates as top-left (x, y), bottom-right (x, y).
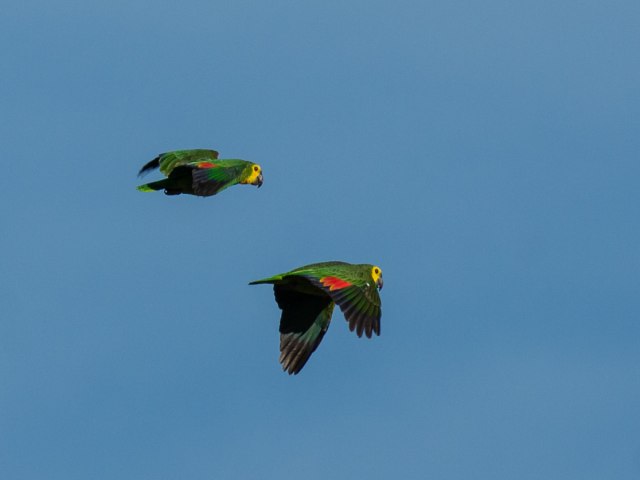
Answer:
top-left (138, 155), bottom-right (161, 177)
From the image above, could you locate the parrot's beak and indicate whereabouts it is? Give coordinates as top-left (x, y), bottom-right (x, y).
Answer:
top-left (377, 276), bottom-right (384, 290)
top-left (255, 173), bottom-right (263, 188)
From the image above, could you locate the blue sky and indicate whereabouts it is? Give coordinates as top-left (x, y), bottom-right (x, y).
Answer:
top-left (1, 1), bottom-right (639, 478)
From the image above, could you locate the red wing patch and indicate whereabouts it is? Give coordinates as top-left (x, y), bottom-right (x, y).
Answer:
top-left (320, 276), bottom-right (352, 291)
top-left (197, 162), bottom-right (217, 169)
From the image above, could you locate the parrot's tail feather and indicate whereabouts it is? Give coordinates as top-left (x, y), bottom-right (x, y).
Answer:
top-left (136, 179), bottom-right (169, 192)
top-left (138, 155), bottom-right (161, 177)
top-left (248, 277), bottom-right (280, 285)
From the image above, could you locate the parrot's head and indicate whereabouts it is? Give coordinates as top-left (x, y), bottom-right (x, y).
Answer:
top-left (247, 163), bottom-right (264, 188)
top-left (371, 265), bottom-right (383, 290)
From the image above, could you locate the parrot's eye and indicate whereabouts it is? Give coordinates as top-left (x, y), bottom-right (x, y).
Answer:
top-left (374, 268), bottom-right (379, 274)
top-left (253, 166), bottom-right (259, 172)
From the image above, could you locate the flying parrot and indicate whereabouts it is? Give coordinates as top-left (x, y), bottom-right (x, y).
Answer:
top-left (137, 149), bottom-right (263, 196)
top-left (249, 261), bottom-right (384, 375)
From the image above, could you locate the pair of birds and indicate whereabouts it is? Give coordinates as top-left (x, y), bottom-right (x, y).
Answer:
top-left (137, 149), bottom-right (384, 374)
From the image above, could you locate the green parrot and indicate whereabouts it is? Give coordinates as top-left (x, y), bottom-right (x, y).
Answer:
top-left (249, 261), bottom-right (384, 374)
top-left (137, 149), bottom-right (263, 196)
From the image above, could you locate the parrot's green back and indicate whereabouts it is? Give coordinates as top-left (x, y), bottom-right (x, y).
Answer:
top-left (249, 262), bottom-right (349, 288)
top-left (140, 149), bottom-right (220, 177)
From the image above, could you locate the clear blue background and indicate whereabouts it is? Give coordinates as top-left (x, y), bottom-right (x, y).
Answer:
top-left (2, 1), bottom-right (639, 478)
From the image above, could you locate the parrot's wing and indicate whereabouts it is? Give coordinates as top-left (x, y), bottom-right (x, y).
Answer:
top-left (138, 149), bottom-right (219, 177)
top-left (302, 273), bottom-right (381, 338)
top-left (273, 283), bottom-right (335, 375)
top-left (188, 162), bottom-right (247, 196)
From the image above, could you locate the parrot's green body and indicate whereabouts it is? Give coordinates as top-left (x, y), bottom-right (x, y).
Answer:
top-left (137, 149), bottom-right (263, 197)
top-left (250, 261), bottom-right (384, 374)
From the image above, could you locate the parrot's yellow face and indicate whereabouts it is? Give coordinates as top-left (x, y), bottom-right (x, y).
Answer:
top-left (244, 163), bottom-right (263, 188)
top-left (371, 266), bottom-right (383, 290)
